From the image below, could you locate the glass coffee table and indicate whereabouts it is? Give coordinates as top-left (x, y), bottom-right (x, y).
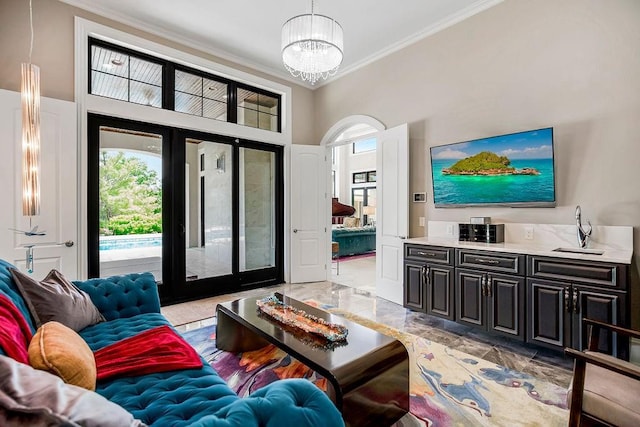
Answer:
top-left (216, 293), bottom-right (409, 426)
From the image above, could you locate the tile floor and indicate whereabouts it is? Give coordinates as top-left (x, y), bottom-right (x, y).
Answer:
top-left (165, 254), bottom-right (574, 389)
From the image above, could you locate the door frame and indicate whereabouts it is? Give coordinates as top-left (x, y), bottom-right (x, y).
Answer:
top-left (319, 115), bottom-right (386, 282)
top-left (87, 114), bottom-right (284, 303)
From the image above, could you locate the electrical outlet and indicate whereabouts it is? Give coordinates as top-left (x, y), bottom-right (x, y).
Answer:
top-left (524, 226), bottom-right (534, 240)
top-left (419, 217), bottom-right (425, 227)
top-left (446, 224), bottom-right (454, 236)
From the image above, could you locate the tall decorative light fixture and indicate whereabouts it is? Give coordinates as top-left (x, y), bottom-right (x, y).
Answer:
top-left (281, 0), bottom-right (343, 85)
top-left (22, 0), bottom-right (41, 216)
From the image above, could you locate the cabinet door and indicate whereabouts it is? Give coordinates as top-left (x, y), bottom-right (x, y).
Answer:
top-left (456, 268), bottom-right (485, 328)
top-left (403, 262), bottom-right (426, 312)
top-left (426, 265), bottom-right (455, 321)
top-left (572, 286), bottom-right (626, 357)
top-left (526, 278), bottom-right (571, 350)
top-left (487, 273), bottom-right (525, 339)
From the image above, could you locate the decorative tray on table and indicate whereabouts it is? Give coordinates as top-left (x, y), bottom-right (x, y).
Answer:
top-left (256, 295), bottom-right (348, 342)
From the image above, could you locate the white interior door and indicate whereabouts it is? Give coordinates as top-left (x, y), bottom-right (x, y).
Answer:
top-left (290, 145), bottom-right (328, 283)
top-left (376, 124), bottom-right (409, 304)
top-left (0, 89), bottom-right (78, 280)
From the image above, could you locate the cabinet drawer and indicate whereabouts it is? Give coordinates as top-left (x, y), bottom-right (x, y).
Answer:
top-left (456, 249), bottom-right (525, 275)
top-left (527, 255), bottom-right (628, 290)
top-left (405, 244), bottom-right (453, 265)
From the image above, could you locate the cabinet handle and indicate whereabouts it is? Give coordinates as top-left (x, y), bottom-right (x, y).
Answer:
top-left (564, 288), bottom-right (571, 313)
top-left (421, 265), bottom-right (430, 286)
top-left (481, 275), bottom-right (487, 296)
top-left (486, 275), bottom-right (492, 297)
top-left (573, 288), bottom-right (580, 314)
top-left (474, 258), bottom-right (500, 265)
top-left (417, 251), bottom-right (436, 257)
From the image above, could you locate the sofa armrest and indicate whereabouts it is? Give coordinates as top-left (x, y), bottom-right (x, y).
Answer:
top-left (74, 273), bottom-right (161, 321)
top-left (191, 379), bottom-right (345, 427)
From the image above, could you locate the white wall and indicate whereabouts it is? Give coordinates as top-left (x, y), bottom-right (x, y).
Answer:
top-left (314, 0), bottom-right (640, 323)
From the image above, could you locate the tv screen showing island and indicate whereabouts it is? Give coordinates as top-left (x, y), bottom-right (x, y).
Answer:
top-left (430, 127), bottom-right (556, 207)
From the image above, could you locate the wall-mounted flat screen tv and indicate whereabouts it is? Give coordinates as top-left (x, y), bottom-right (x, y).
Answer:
top-left (430, 127), bottom-right (556, 207)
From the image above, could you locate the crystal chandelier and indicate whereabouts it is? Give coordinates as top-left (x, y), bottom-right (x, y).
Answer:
top-left (281, 0), bottom-right (344, 85)
top-left (22, 0), bottom-right (41, 216)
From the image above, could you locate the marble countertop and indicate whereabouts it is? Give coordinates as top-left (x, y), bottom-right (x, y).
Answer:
top-left (405, 236), bottom-right (633, 264)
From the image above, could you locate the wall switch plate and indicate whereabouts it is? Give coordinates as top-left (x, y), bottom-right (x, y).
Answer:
top-left (524, 226), bottom-right (534, 240)
top-left (419, 217), bottom-right (425, 227)
top-left (446, 224), bottom-right (454, 235)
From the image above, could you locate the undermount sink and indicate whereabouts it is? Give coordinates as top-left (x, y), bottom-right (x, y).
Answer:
top-left (552, 247), bottom-right (604, 255)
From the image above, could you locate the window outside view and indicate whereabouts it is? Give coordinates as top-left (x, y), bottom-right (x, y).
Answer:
top-left (99, 128), bottom-right (163, 280)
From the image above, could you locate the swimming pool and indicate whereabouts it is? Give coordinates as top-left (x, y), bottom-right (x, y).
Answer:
top-left (99, 234), bottom-right (162, 251)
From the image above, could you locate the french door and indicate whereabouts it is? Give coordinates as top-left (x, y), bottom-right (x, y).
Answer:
top-left (88, 114), bottom-right (283, 303)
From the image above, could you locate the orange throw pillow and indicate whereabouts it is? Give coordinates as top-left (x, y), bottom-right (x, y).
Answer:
top-left (28, 321), bottom-right (96, 391)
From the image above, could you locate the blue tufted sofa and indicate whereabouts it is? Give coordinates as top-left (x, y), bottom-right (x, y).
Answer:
top-left (0, 259), bottom-right (345, 426)
top-left (331, 227), bottom-right (376, 257)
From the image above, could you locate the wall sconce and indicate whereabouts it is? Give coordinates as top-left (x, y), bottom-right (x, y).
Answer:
top-left (22, 0), bottom-right (41, 216)
top-left (216, 154), bottom-right (225, 173)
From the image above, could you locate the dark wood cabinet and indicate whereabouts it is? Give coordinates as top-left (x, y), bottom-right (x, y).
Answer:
top-left (457, 264), bottom-right (525, 340)
top-left (527, 276), bottom-right (627, 357)
top-left (426, 265), bottom-right (455, 320)
top-left (527, 255), bottom-right (628, 357)
top-left (403, 244), bottom-right (630, 355)
top-left (403, 245), bottom-right (454, 320)
top-left (404, 261), bottom-right (426, 312)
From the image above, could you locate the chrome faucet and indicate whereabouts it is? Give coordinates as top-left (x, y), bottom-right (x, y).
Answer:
top-left (575, 205), bottom-right (592, 248)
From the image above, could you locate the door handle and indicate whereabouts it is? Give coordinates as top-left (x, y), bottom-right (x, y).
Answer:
top-left (63, 240), bottom-right (74, 247)
top-left (293, 229), bottom-right (298, 233)
top-left (399, 236), bottom-right (407, 239)
top-left (573, 288), bottom-right (579, 314)
top-left (564, 288), bottom-right (571, 313)
top-left (486, 275), bottom-right (492, 297)
top-left (481, 275), bottom-right (487, 296)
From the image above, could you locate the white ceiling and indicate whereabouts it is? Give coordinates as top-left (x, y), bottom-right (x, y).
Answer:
top-left (61, 0), bottom-right (502, 88)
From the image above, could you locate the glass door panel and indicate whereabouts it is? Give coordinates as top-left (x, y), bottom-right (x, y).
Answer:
top-left (97, 126), bottom-right (163, 281)
top-left (240, 148), bottom-right (276, 271)
top-left (185, 139), bottom-right (233, 280)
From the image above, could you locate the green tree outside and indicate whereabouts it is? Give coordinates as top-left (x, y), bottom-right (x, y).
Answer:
top-left (99, 151), bottom-right (162, 235)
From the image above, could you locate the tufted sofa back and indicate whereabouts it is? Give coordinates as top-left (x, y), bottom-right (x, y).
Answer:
top-left (75, 273), bottom-right (161, 321)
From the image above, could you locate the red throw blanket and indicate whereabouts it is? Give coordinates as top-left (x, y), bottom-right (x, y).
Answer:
top-left (94, 325), bottom-right (203, 381)
top-left (0, 294), bottom-right (33, 364)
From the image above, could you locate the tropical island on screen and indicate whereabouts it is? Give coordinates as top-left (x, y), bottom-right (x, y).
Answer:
top-left (430, 128), bottom-right (556, 206)
top-left (442, 151), bottom-right (540, 176)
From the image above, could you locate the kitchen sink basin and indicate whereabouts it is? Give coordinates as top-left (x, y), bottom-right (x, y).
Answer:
top-left (552, 247), bottom-right (604, 255)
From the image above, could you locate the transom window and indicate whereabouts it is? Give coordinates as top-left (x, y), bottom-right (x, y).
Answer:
top-left (89, 38), bottom-right (281, 132)
top-left (352, 137), bottom-right (376, 154)
top-left (175, 69), bottom-right (228, 121)
top-left (91, 44), bottom-right (163, 108)
top-left (353, 170), bottom-right (376, 184)
top-left (237, 87), bottom-right (279, 131)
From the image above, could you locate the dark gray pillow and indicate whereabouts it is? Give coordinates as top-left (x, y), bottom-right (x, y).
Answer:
top-left (0, 355), bottom-right (146, 427)
top-left (9, 269), bottom-right (105, 332)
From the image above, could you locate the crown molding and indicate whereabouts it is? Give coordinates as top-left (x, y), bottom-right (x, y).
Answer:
top-left (59, 0), bottom-right (308, 87)
top-left (313, 0), bottom-right (504, 89)
top-left (60, 0), bottom-right (503, 91)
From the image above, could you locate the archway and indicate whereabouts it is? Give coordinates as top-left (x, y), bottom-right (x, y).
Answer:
top-left (321, 115), bottom-right (386, 290)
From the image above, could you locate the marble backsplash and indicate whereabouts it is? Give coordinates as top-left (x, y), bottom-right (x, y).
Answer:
top-left (427, 221), bottom-right (633, 252)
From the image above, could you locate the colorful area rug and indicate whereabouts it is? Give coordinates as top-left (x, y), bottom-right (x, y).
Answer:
top-left (182, 309), bottom-right (569, 426)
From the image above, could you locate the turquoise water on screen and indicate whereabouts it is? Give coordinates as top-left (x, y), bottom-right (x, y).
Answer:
top-left (431, 158), bottom-right (555, 205)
